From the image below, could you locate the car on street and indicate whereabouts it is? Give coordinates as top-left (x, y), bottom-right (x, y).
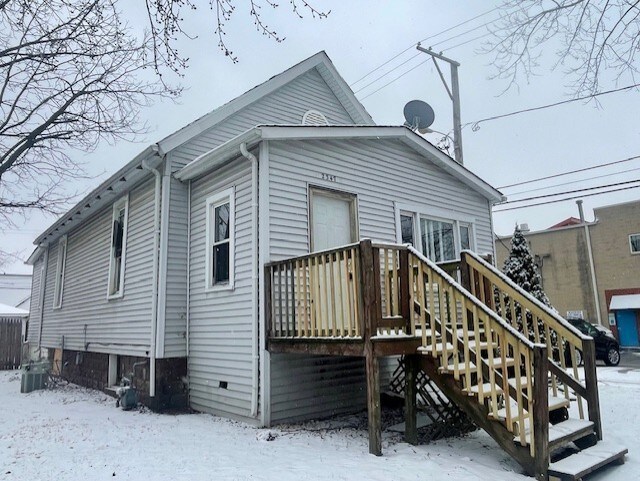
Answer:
top-left (565, 318), bottom-right (621, 366)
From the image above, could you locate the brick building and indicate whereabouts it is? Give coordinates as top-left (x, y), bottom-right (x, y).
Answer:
top-left (496, 199), bottom-right (640, 347)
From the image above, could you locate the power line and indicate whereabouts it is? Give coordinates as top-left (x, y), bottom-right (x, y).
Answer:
top-left (493, 184), bottom-right (640, 212)
top-left (354, 53), bottom-right (422, 94)
top-left (359, 59), bottom-right (431, 100)
top-left (498, 154), bottom-right (640, 189)
top-left (350, 6), bottom-right (502, 87)
top-left (507, 166), bottom-right (640, 196)
top-left (500, 178), bottom-right (640, 205)
top-left (468, 83), bottom-right (640, 131)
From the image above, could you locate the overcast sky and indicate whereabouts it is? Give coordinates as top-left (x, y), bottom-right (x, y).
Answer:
top-left (3, 0), bottom-right (639, 274)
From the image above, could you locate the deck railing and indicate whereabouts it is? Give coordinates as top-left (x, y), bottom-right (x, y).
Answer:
top-left (461, 250), bottom-right (601, 438)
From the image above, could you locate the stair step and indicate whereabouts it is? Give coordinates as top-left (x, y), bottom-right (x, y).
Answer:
top-left (439, 357), bottom-right (515, 374)
top-left (508, 376), bottom-right (530, 390)
top-left (417, 342), bottom-right (454, 355)
top-left (463, 382), bottom-right (502, 396)
top-left (515, 418), bottom-right (594, 448)
top-left (489, 395), bottom-right (570, 423)
top-left (548, 440), bottom-right (627, 480)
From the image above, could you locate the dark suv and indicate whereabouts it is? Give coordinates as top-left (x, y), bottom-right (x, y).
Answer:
top-left (566, 318), bottom-right (620, 366)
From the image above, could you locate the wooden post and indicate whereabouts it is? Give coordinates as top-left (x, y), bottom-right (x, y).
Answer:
top-left (360, 239), bottom-right (382, 456)
top-left (460, 252), bottom-right (471, 291)
top-left (533, 345), bottom-right (549, 481)
top-left (582, 338), bottom-right (602, 440)
top-left (399, 249), bottom-right (411, 333)
top-left (404, 354), bottom-right (418, 445)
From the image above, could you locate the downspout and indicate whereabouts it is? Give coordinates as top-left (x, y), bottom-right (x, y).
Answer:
top-left (37, 246), bottom-right (49, 356)
top-left (186, 180), bottom-right (191, 359)
top-left (142, 153), bottom-right (162, 398)
top-left (577, 200), bottom-right (602, 325)
top-left (240, 142), bottom-right (259, 418)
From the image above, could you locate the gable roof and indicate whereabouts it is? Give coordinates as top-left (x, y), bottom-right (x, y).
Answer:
top-left (157, 51), bottom-right (375, 153)
top-left (175, 125), bottom-right (504, 204)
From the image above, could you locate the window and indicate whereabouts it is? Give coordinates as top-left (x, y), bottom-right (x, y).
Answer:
top-left (108, 196), bottom-right (128, 298)
top-left (421, 218), bottom-right (456, 262)
top-left (52, 236), bottom-right (67, 309)
top-left (400, 214), bottom-right (415, 245)
top-left (630, 233), bottom-right (640, 254)
top-left (206, 188), bottom-right (235, 290)
top-left (459, 223), bottom-right (472, 251)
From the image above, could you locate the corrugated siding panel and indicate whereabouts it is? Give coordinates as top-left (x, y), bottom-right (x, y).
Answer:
top-left (163, 174), bottom-right (188, 357)
top-left (39, 178), bottom-right (156, 357)
top-left (267, 138), bottom-right (494, 422)
top-left (170, 68), bottom-right (355, 170)
top-left (27, 256), bottom-right (42, 343)
top-left (188, 159), bottom-right (255, 420)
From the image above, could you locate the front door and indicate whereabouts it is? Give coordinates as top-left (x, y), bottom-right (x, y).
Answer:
top-left (617, 310), bottom-right (639, 347)
top-left (310, 188), bottom-right (357, 251)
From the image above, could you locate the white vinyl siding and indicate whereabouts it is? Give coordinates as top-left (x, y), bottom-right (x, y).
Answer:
top-left (38, 178), bottom-right (156, 357)
top-left (267, 138), bottom-right (495, 423)
top-left (27, 255), bottom-right (43, 343)
top-left (188, 159), bottom-right (254, 421)
top-left (161, 66), bottom-right (357, 359)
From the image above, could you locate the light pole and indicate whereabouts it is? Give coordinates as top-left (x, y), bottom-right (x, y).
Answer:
top-left (416, 44), bottom-right (463, 165)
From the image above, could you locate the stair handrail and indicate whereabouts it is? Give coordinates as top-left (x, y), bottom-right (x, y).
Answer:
top-left (461, 249), bottom-right (590, 344)
top-left (407, 245), bottom-right (542, 350)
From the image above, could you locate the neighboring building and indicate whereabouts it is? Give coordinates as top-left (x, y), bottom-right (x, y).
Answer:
top-left (496, 199), bottom-right (640, 347)
top-left (25, 51), bottom-right (502, 419)
top-left (0, 302), bottom-right (28, 370)
top-left (0, 273), bottom-right (31, 311)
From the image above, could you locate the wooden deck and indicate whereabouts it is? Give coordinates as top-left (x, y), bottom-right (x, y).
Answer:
top-left (264, 240), bottom-right (612, 479)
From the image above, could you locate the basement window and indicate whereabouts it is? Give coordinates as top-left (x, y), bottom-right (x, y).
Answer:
top-left (630, 233), bottom-right (640, 254)
top-left (52, 235), bottom-right (68, 309)
top-left (108, 196), bottom-right (128, 298)
top-left (206, 187), bottom-right (235, 291)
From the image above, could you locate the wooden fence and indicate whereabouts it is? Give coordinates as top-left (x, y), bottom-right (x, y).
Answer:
top-left (0, 317), bottom-right (24, 370)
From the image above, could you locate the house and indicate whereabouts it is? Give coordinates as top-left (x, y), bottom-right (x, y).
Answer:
top-left (25, 52), bottom-right (625, 479)
top-left (496, 199), bottom-right (640, 347)
top-left (0, 273), bottom-right (32, 311)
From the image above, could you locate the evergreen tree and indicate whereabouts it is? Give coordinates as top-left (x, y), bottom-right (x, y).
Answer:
top-left (500, 225), bottom-right (553, 341)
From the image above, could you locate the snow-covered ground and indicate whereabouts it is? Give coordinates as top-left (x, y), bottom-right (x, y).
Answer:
top-left (0, 367), bottom-right (637, 481)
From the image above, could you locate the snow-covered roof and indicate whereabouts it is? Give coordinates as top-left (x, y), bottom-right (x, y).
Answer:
top-left (0, 302), bottom-right (28, 317)
top-left (610, 294), bottom-right (640, 310)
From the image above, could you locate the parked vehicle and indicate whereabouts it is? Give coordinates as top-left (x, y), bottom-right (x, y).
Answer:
top-left (565, 318), bottom-right (620, 366)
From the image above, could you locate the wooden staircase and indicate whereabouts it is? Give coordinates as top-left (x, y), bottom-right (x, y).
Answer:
top-left (404, 246), bottom-right (627, 480)
top-left (264, 240), bottom-right (627, 481)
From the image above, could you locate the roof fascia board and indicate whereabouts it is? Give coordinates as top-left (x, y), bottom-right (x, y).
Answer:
top-left (159, 51), bottom-right (365, 153)
top-left (260, 125), bottom-right (403, 140)
top-left (25, 246), bottom-right (44, 265)
top-left (175, 128), bottom-right (262, 181)
top-left (33, 145), bottom-right (162, 246)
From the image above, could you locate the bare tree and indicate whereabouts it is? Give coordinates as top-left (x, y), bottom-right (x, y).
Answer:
top-left (484, 0), bottom-right (640, 96)
top-left (143, 0), bottom-right (330, 72)
top-left (0, 0), bottom-right (176, 225)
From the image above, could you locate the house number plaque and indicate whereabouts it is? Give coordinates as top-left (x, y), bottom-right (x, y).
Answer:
top-left (320, 173), bottom-right (336, 182)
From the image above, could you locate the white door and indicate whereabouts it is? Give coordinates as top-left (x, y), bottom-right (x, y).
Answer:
top-left (311, 191), bottom-right (354, 251)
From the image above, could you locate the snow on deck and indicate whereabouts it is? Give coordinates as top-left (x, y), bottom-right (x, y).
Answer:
top-left (1, 367), bottom-right (638, 480)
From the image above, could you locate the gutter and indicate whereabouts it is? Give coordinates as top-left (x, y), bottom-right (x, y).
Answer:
top-left (142, 148), bottom-right (162, 398)
top-left (240, 142), bottom-right (260, 418)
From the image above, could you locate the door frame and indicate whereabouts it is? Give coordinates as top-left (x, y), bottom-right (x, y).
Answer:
top-left (308, 184), bottom-right (359, 252)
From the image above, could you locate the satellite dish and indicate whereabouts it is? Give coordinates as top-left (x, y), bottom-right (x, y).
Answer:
top-left (403, 100), bottom-right (435, 132)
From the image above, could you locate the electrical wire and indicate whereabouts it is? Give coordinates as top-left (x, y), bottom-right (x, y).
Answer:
top-left (468, 83), bottom-right (640, 131)
top-left (498, 154), bottom-right (640, 189)
top-left (493, 184), bottom-right (640, 212)
top-left (354, 53), bottom-right (422, 94)
top-left (359, 59), bottom-right (431, 100)
top-left (350, 5), bottom-right (502, 87)
top-left (500, 178), bottom-right (640, 205)
top-left (506, 166), bottom-right (640, 196)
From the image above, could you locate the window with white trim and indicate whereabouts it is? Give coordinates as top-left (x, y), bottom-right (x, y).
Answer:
top-left (206, 188), bottom-right (235, 290)
top-left (630, 233), bottom-right (640, 254)
top-left (108, 196), bottom-right (128, 298)
top-left (53, 236), bottom-right (67, 309)
top-left (459, 222), bottom-right (472, 251)
top-left (421, 218), bottom-right (456, 262)
top-left (400, 213), bottom-right (415, 246)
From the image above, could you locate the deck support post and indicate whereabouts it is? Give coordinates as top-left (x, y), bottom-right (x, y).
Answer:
top-left (533, 345), bottom-right (549, 481)
top-left (360, 239), bottom-right (382, 456)
top-left (404, 354), bottom-right (418, 445)
top-left (583, 338), bottom-right (602, 440)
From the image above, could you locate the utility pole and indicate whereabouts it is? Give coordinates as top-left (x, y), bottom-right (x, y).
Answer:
top-left (416, 44), bottom-right (463, 165)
